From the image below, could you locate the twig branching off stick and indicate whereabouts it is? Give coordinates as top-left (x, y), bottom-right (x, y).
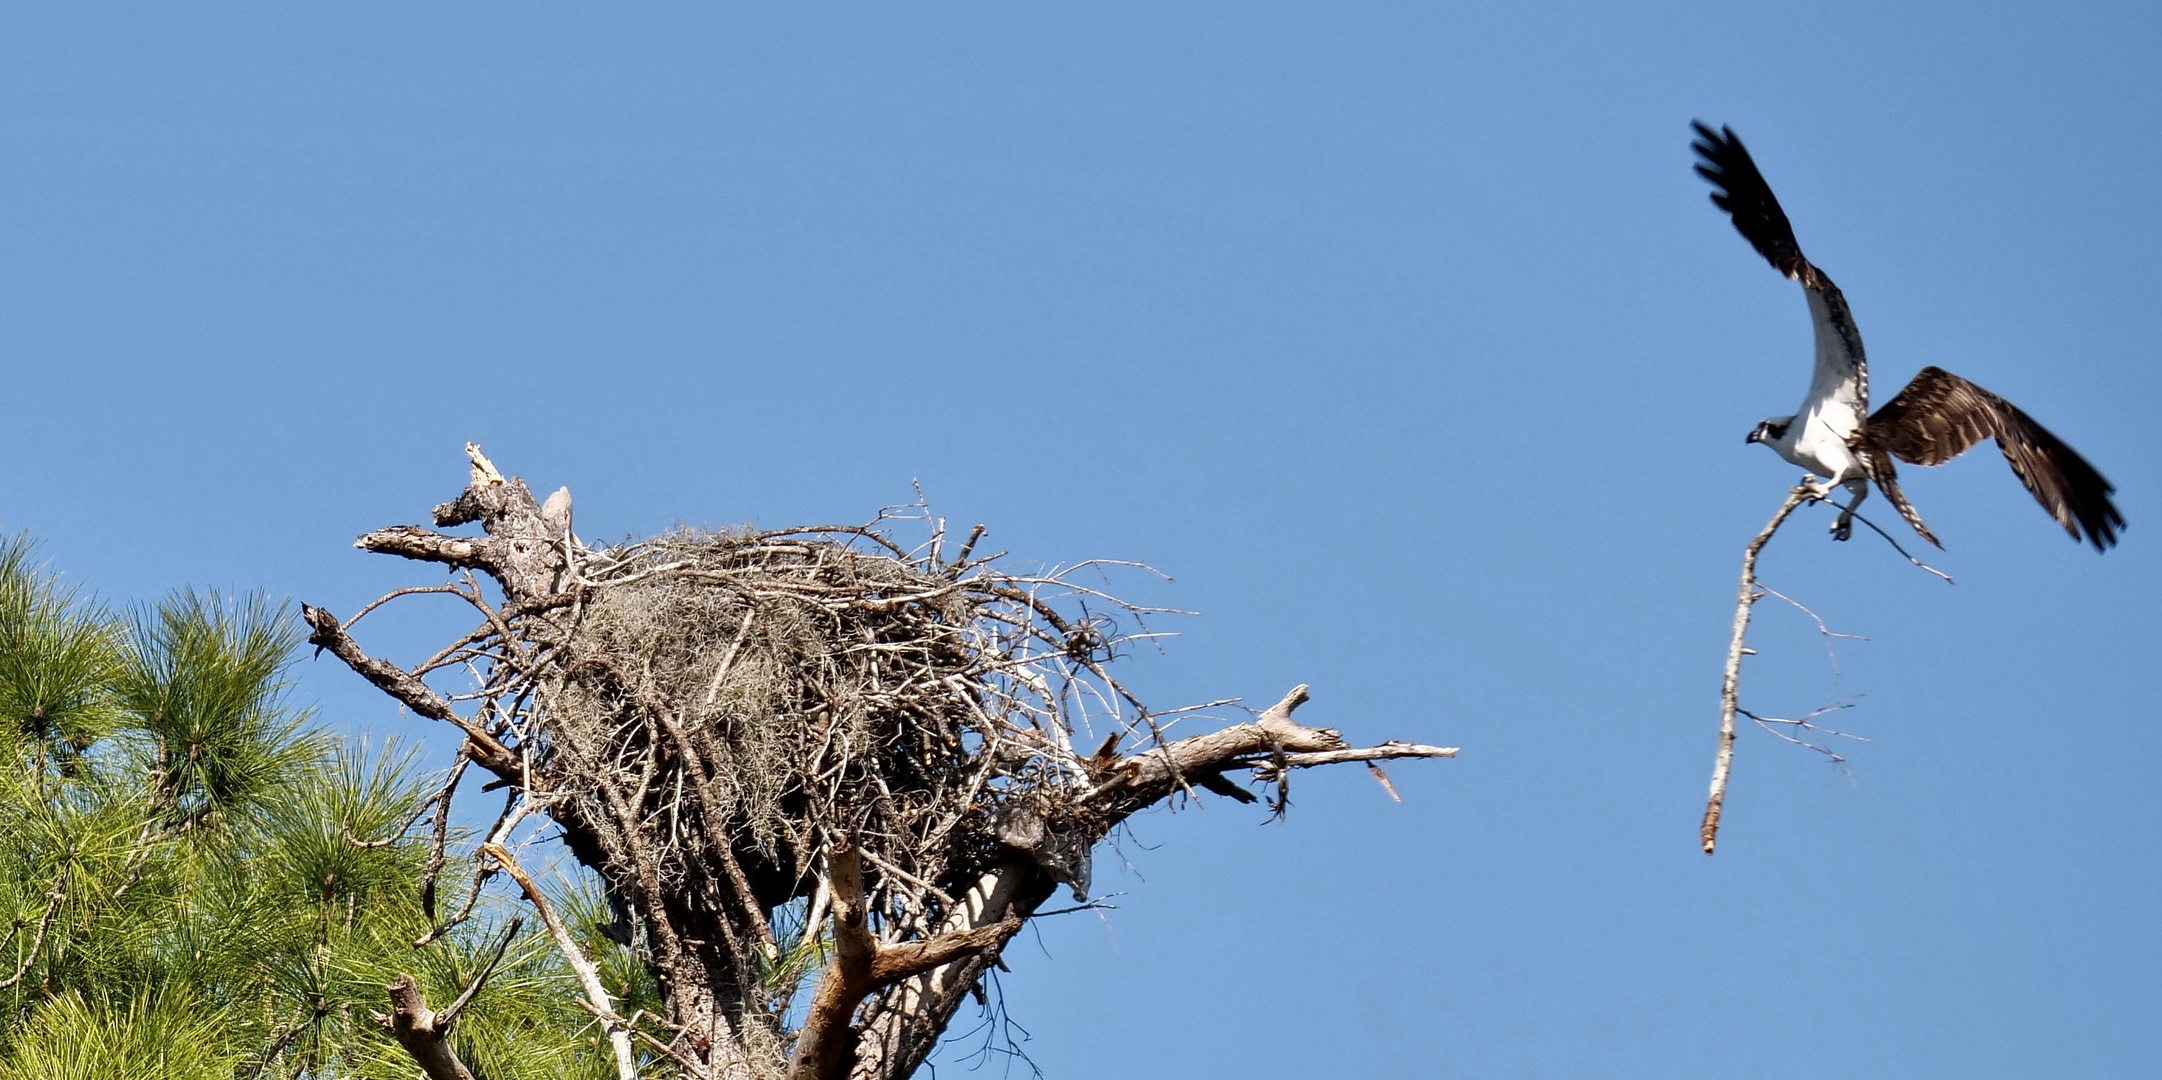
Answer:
top-left (1822, 498), bottom-right (1956, 584)
top-left (1702, 485), bottom-right (1812, 856)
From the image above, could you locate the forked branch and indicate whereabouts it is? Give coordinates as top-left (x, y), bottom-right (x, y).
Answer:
top-left (377, 917), bottom-right (523, 1080)
top-left (380, 977), bottom-right (478, 1080)
top-left (1702, 485), bottom-right (1813, 855)
top-left (787, 842), bottom-right (1019, 1080)
top-left (1098, 685), bottom-right (1457, 814)
top-left (1702, 480), bottom-right (1951, 854)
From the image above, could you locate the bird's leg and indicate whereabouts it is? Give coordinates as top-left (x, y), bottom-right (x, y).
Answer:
top-left (1829, 478), bottom-right (1868, 541)
top-left (1799, 475), bottom-right (1837, 501)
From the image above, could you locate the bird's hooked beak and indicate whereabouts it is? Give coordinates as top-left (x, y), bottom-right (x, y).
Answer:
top-left (1745, 425), bottom-right (1763, 445)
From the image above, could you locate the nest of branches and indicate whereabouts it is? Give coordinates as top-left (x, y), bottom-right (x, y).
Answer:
top-left (350, 500), bottom-right (1190, 1045)
top-left (537, 520), bottom-right (1156, 929)
top-left (305, 447), bottom-right (1455, 1080)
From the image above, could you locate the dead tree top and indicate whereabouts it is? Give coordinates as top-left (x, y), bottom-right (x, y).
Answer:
top-left (306, 444), bottom-right (1454, 1080)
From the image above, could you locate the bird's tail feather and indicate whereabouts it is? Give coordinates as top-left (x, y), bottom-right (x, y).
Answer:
top-left (1869, 464), bottom-right (1943, 549)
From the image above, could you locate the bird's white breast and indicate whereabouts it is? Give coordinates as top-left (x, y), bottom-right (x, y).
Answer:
top-left (1773, 406), bottom-right (1865, 481)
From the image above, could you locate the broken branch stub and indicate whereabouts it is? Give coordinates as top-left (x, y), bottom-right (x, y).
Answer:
top-left (381, 978), bottom-right (480, 1080)
top-left (314, 445), bottom-right (1455, 1080)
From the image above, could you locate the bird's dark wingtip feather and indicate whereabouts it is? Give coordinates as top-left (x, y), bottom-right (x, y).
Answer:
top-left (2052, 437), bottom-right (2123, 552)
top-left (2079, 503), bottom-right (2124, 551)
top-left (2038, 433), bottom-right (2123, 552)
top-left (1689, 121), bottom-right (1809, 279)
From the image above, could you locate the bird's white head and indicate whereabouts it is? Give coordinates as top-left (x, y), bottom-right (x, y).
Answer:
top-left (1745, 416), bottom-right (1794, 448)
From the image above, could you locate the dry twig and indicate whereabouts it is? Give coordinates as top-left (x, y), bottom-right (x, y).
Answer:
top-left (484, 842), bottom-right (640, 1080)
top-left (1703, 481), bottom-right (1955, 855)
top-left (1702, 485), bottom-right (1814, 855)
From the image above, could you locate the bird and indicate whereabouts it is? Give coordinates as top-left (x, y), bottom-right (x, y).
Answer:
top-left (1691, 121), bottom-right (2123, 551)
top-left (540, 486), bottom-right (574, 537)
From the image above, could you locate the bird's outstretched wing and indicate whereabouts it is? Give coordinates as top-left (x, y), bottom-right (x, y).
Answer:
top-left (1692, 121), bottom-right (1869, 412)
top-left (1868, 366), bottom-right (2124, 550)
top-left (1691, 122), bottom-right (1812, 283)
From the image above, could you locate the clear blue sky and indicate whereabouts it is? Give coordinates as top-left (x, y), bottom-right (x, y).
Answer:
top-left (2, 3), bottom-right (2156, 1076)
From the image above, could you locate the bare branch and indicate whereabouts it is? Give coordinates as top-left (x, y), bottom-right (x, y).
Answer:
top-left (298, 604), bottom-right (522, 783)
top-left (419, 748), bottom-right (474, 919)
top-left (1705, 480), bottom-right (1953, 855)
top-left (437, 916), bottom-right (523, 1030)
top-left (1703, 484), bottom-right (1813, 856)
top-left (570, 998), bottom-right (716, 1079)
top-left (344, 584), bottom-right (472, 631)
top-left (1096, 685), bottom-right (1350, 810)
top-left (788, 842), bottom-right (1020, 1080)
top-left (356, 527), bottom-right (488, 572)
top-left (1248, 740), bottom-right (1459, 779)
top-left (1739, 702), bottom-right (1871, 763)
top-left (1823, 497), bottom-right (1956, 584)
top-left (348, 750), bottom-right (470, 850)
top-left (482, 842), bottom-right (638, 1080)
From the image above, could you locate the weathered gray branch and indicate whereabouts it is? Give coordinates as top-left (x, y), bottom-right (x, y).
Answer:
top-left (355, 526), bottom-right (487, 572)
top-left (1250, 740), bottom-right (1460, 778)
top-left (485, 842), bottom-right (640, 1080)
top-left (1703, 484), bottom-right (1812, 855)
top-left (1098, 685), bottom-right (1455, 814)
top-left (847, 686), bottom-right (1455, 1079)
top-left (845, 858), bottom-right (1045, 1080)
top-left (298, 603), bottom-right (523, 783)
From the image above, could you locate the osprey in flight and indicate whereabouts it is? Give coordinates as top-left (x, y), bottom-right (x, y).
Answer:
top-left (1691, 122), bottom-right (2123, 551)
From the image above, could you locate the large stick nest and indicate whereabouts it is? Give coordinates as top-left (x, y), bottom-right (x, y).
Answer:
top-left (488, 516), bottom-right (1175, 958)
top-left (305, 451), bottom-right (1457, 1080)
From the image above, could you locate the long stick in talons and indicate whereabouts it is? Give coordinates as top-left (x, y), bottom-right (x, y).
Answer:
top-left (1702, 485), bottom-right (1813, 855)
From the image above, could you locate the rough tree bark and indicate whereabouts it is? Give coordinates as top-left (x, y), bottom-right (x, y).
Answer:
top-left (308, 445), bottom-right (1454, 1080)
